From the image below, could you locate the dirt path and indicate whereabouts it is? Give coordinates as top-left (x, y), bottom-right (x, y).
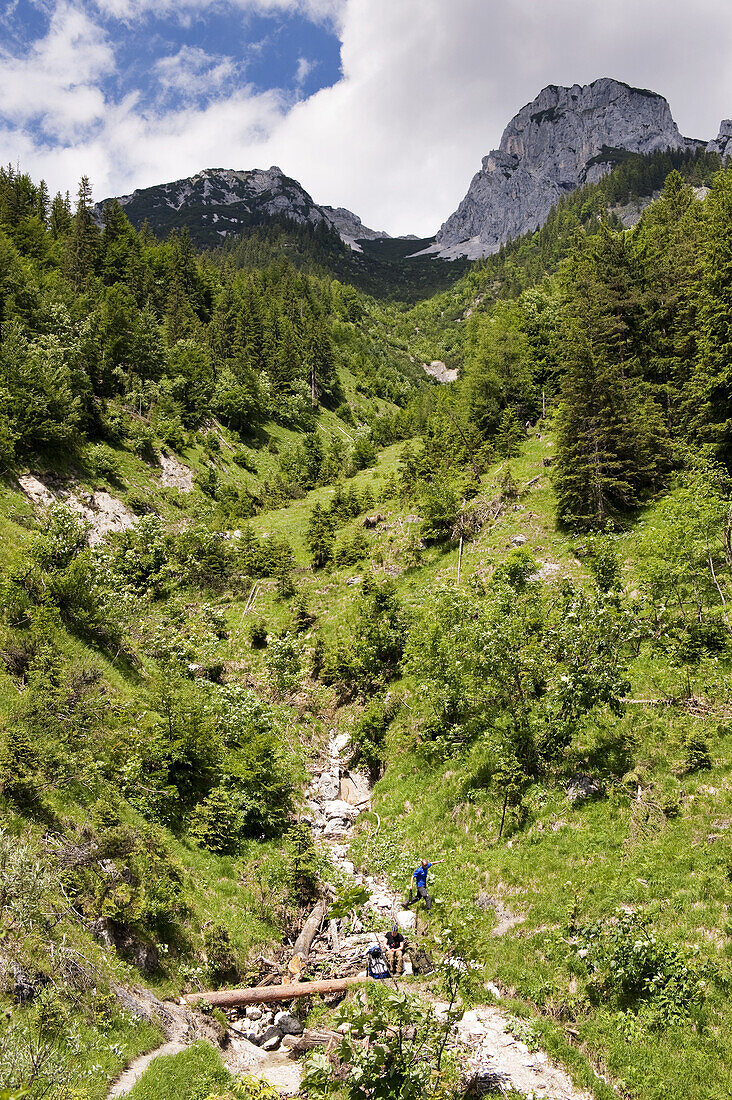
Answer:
top-left (302, 733), bottom-right (597, 1100)
top-left (107, 733), bottom-right (600, 1100)
top-left (107, 1038), bottom-right (189, 1099)
top-left (106, 996), bottom-right (198, 1099)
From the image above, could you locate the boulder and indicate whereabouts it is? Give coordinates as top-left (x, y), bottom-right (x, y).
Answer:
top-left (567, 774), bottom-right (604, 804)
top-left (323, 799), bottom-right (360, 822)
top-left (331, 732), bottom-right (351, 755)
top-left (315, 774), bottom-right (340, 801)
top-left (455, 1010), bottom-right (486, 1042)
top-left (261, 1026), bottom-right (282, 1051)
top-left (340, 772), bottom-right (371, 806)
top-left (396, 910), bottom-right (416, 932)
top-left (274, 1010), bottom-right (304, 1036)
top-left (225, 1035), bottom-right (269, 1071)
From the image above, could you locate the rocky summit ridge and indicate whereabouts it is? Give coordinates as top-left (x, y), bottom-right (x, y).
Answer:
top-left (430, 78), bottom-right (706, 259)
top-left (98, 166), bottom-right (388, 250)
top-left (98, 78), bottom-right (729, 263)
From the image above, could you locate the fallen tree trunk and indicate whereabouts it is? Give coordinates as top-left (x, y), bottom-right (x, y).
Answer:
top-left (292, 898), bottom-right (328, 962)
top-left (184, 976), bottom-right (364, 1008)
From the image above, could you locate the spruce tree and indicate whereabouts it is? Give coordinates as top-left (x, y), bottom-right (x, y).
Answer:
top-left (693, 168), bottom-right (732, 460)
top-left (554, 227), bottom-right (670, 526)
top-left (68, 176), bottom-right (100, 290)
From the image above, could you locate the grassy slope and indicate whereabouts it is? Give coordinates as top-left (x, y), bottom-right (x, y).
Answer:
top-left (5, 419), bottom-right (732, 1099)
top-left (337, 439), bottom-right (732, 1100)
top-left (218, 429), bottom-right (732, 1098)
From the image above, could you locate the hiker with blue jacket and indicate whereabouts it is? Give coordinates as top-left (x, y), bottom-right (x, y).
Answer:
top-left (405, 857), bottom-right (444, 911)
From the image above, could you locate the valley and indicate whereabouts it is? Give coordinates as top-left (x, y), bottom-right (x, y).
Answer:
top-left (1, 75), bottom-right (732, 1100)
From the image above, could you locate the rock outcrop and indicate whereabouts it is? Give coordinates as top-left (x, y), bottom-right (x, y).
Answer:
top-left (320, 205), bottom-right (390, 250)
top-left (99, 167), bottom-right (387, 251)
top-left (433, 78), bottom-right (702, 259)
top-left (708, 120), bottom-right (732, 161)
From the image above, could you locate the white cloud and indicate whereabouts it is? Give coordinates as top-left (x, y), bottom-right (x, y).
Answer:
top-left (93, 0), bottom-right (346, 29)
top-left (154, 46), bottom-right (236, 99)
top-left (0, 3), bottom-right (114, 141)
top-left (2, 0), bottom-right (732, 235)
top-left (295, 55), bottom-right (315, 87)
top-left (262, 0), bottom-right (732, 234)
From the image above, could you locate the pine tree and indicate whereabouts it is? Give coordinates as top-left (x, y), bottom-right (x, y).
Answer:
top-left (306, 503), bottom-right (335, 569)
top-left (634, 171), bottom-right (703, 434)
top-left (49, 191), bottom-right (72, 238)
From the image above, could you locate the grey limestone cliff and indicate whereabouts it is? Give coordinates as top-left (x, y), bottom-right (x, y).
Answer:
top-left (320, 206), bottom-right (390, 250)
top-left (434, 78), bottom-right (701, 259)
top-left (708, 120), bottom-right (732, 161)
top-left (99, 166), bottom-right (387, 251)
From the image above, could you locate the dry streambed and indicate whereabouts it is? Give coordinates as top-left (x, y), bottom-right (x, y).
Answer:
top-left (106, 734), bottom-right (598, 1100)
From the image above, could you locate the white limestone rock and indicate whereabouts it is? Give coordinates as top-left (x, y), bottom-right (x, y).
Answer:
top-left (708, 120), bottom-right (732, 161)
top-left (396, 910), bottom-right (416, 932)
top-left (320, 205), bottom-right (390, 250)
top-left (323, 798), bottom-right (360, 822)
top-left (435, 78), bottom-right (701, 259)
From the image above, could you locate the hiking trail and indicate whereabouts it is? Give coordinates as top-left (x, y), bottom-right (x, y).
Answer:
top-left (106, 731), bottom-right (601, 1099)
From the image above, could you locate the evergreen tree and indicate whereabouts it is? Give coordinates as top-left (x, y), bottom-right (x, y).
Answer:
top-left (306, 503), bottom-right (335, 569)
top-left (693, 169), bottom-right (732, 460)
top-left (68, 176), bottom-right (100, 290)
top-left (49, 191), bottom-right (72, 238)
top-left (554, 228), bottom-right (670, 526)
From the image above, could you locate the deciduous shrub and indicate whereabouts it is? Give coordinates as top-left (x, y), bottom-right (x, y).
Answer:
top-left (576, 910), bottom-right (709, 1025)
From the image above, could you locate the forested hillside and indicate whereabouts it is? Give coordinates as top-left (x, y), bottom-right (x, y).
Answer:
top-left (1, 155), bottom-right (732, 1100)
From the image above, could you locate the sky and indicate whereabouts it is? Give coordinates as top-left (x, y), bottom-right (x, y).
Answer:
top-left (1, 0), bottom-right (731, 237)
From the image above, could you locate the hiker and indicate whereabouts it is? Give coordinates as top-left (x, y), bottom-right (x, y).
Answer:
top-left (405, 857), bottom-right (444, 911)
top-left (366, 943), bottom-right (390, 980)
top-left (385, 922), bottom-right (405, 975)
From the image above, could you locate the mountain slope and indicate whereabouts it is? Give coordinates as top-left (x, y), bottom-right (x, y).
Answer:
top-left (432, 77), bottom-right (705, 258)
top-left (99, 165), bottom-right (388, 251)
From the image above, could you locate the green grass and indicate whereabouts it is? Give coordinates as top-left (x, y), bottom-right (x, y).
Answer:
top-left (126, 1042), bottom-right (232, 1100)
top-left (6, 417), bottom-right (732, 1100)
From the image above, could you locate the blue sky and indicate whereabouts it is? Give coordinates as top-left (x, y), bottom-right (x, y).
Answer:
top-left (1, 0), bottom-right (731, 236)
top-left (1, 0), bottom-right (342, 142)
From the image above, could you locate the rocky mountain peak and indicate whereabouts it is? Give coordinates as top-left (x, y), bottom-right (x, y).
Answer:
top-left (433, 78), bottom-right (701, 259)
top-left (707, 120), bottom-right (732, 161)
top-left (99, 166), bottom-right (387, 251)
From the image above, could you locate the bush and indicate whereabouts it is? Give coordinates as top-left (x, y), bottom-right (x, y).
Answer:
top-left (247, 618), bottom-right (268, 648)
top-left (351, 433), bottom-right (376, 470)
top-left (352, 693), bottom-right (401, 776)
top-left (576, 909), bottom-right (709, 1025)
top-left (205, 1075), bottom-right (280, 1100)
top-left (238, 527), bottom-right (295, 580)
top-left (324, 576), bottom-right (405, 699)
top-left (304, 984), bottom-right (452, 1100)
top-left (85, 441), bottom-right (119, 482)
top-left (189, 785), bottom-right (248, 854)
top-left (203, 923), bottom-right (239, 984)
top-left (173, 527), bottom-right (236, 590)
top-left (31, 504), bottom-right (88, 571)
top-left (266, 633), bottom-right (302, 696)
top-left (334, 528), bottom-right (369, 567)
top-left (231, 447), bottom-right (256, 471)
top-left (681, 733), bottom-right (712, 773)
